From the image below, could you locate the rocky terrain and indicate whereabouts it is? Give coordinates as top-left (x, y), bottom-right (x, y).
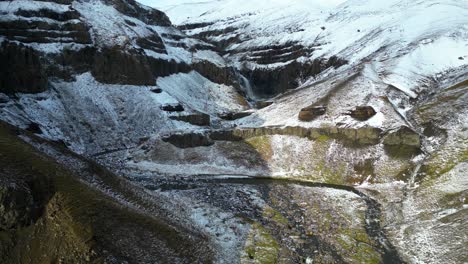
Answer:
top-left (0, 0), bottom-right (467, 263)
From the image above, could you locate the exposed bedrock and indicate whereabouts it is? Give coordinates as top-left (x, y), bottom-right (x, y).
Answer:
top-left (0, 42), bottom-right (48, 94)
top-left (383, 126), bottom-right (421, 147)
top-left (210, 126), bottom-right (384, 146)
top-left (161, 126), bottom-right (385, 149)
top-left (0, 7), bottom-right (92, 45)
top-left (136, 34), bottom-right (167, 54)
top-left (255, 101), bottom-right (273, 109)
top-left (92, 47), bottom-right (155, 85)
top-left (181, 26), bottom-right (349, 97)
top-left (241, 57), bottom-right (347, 97)
top-left (0, 40), bottom-right (193, 88)
top-left (193, 61), bottom-right (241, 88)
top-left (162, 125), bottom-right (422, 152)
top-left (383, 126), bottom-right (422, 158)
top-left (0, 185), bottom-right (35, 230)
top-left (14, 8), bottom-right (80, 22)
top-left (218, 111), bottom-right (253, 121)
top-left (169, 112), bottom-right (211, 126)
top-left (103, 0), bottom-right (172, 26)
top-left (162, 132), bottom-right (214, 148)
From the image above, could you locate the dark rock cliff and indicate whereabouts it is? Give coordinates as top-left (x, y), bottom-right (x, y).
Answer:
top-left (0, 42), bottom-right (48, 94)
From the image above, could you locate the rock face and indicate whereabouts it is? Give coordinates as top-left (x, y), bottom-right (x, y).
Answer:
top-left (0, 0), bottom-right (239, 94)
top-left (0, 42), bottom-right (48, 94)
top-left (218, 111), bottom-right (253, 121)
top-left (382, 126), bottom-right (421, 158)
top-left (104, 0), bottom-right (172, 26)
top-left (383, 126), bottom-right (421, 147)
top-left (193, 61), bottom-right (240, 88)
top-left (241, 57), bottom-right (347, 97)
top-left (170, 112), bottom-right (210, 126)
top-left (0, 10), bottom-right (92, 45)
top-left (255, 101), bottom-right (273, 109)
top-left (298, 106), bottom-right (326, 121)
top-left (92, 48), bottom-right (155, 85)
top-left (1, 1), bottom-right (467, 263)
top-left (162, 126), bottom-right (383, 149)
top-left (162, 133), bottom-right (214, 148)
top-left (176, 12), bottom-right (350, 98)
top-left (348, 106), bottom-right (377, 121)
top-left (0, 185), bottom-right (34, 230)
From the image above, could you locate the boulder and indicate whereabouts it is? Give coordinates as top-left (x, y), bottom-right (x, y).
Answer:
top-left (347, 106), bottom-right (376, 121)
top-left (298, 106), bottom-right (326, 121)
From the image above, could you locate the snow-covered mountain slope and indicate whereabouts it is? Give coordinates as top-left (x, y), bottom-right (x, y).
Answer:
top-left (124, 1), bottom-right (467, 263)
top-left (0, 0), bottom-right (248, 154)
top-left (0, 0), bottom-right (467, 263)
top-left (157, 0), bottom-right (468, 98)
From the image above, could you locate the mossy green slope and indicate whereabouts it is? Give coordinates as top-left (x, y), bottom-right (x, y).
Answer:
top-left (0, 123), bottom-right (213, 263)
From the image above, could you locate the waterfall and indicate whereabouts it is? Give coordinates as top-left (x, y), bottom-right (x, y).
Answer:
top-left (238, 73), bottom-right (256, 100)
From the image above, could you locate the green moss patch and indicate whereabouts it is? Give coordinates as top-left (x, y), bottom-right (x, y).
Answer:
top-left (241, 222), bottom-right (279, 264)
top-left (246, 136), bottom-right (273, 160)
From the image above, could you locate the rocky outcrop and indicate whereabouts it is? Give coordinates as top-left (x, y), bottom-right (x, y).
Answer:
top-left (147, 57), bottom-right (191, 78)
top-left (136, 34), bottom-right (167, 54)
top-left (162, 126), bottom-right (383, 148)
top-left (0, 42), bottom-right (48, 94)
top-left (47, 46), bottom-right (97, 80)
top-left (0, 5), bottom-right (92, 45)
top-left (298, 106), bottom-right (326, 121)
top-left (161, 104), bottom-right (184, 112)
top-left (104, 0), bottom-right (172, 26)
top-left (14, 8), bottom-right (80, 21)
top-left (347, 106), bottom-right (376, 121)
top-left (170, 112), bottom-right (210, 126)
top-left (243, 57), bottom-right (347, 97)
top-left (255, 101), bottom-right (273, 109)
top-left (218, 111), bottom-right (253, 121)
top-left (162, 133), bottom-right (214, 148)
top-left (383, 126), bottom-right (421, 158)
top-left (0, 184), bottom-right (34, 230)
top-left (0, 0), bottom-right (209, 87)
top-left (193, 61), bottom-right (240, 88)
top-left (383, 126), bottom-right (421, 147)
top-left (92, 47), bottom-right (155, 85)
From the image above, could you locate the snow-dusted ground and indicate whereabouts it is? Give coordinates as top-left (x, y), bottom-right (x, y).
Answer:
top-left (1, 0), bottom-right (467, 262)
top-left (155, 0), bottom-right (468, 96)
top-left (0, 72), bottom-right (246, 154)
